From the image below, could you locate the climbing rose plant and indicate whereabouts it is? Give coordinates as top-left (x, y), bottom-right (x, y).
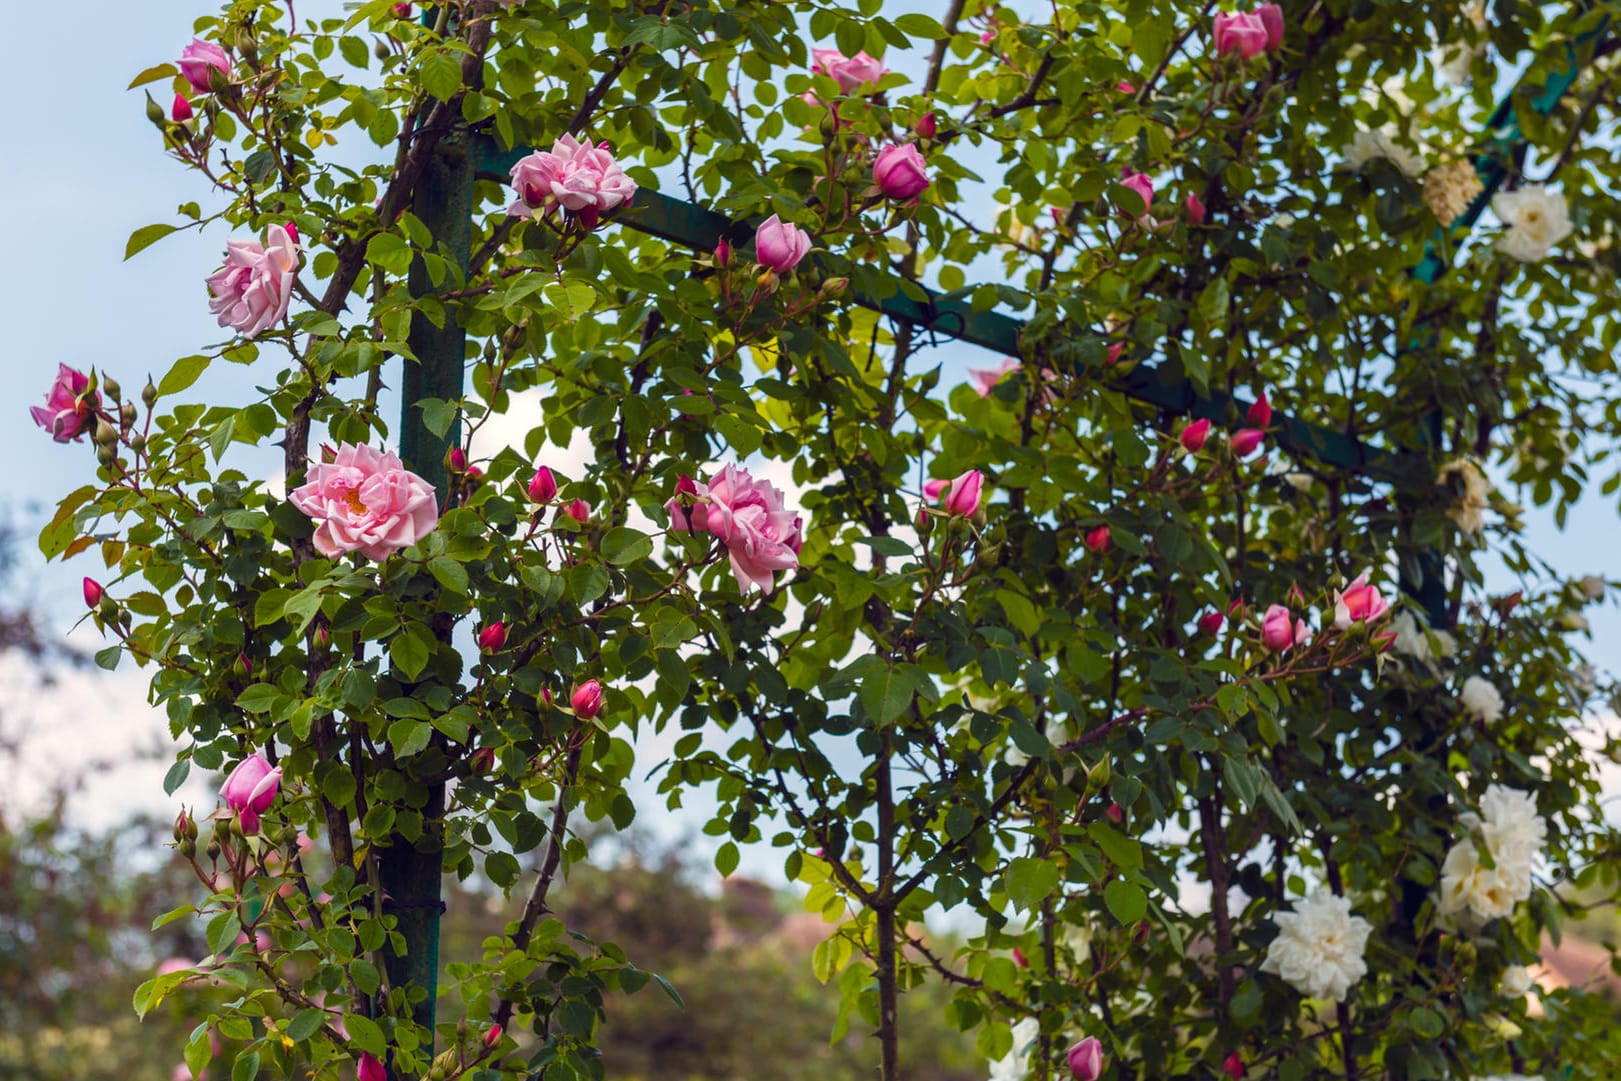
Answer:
top-left (36, 0), bottom-right (1621, 1079)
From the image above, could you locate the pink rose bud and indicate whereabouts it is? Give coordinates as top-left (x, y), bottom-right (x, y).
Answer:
top-left (754, 214), bottom-right (812, 273)
top-left (288, 443), bottom-right (438, 561)
top-left (571, 679), bottom-right (604, 719)
top-left (923, 478), bottom-right (949, 501)
top-left (179, 38), bottom-right (231, 94)
top-left (1246, 392), bottom-right (1271, 428)
top-left (1197, 609), bottom-right (1225, 636)
top-left (944, 469), bottom-right (984, 517)
top-left (1230, 428), bottom-right (1264, 458)
top-left (1117, 80), bottom-right (1135, 93)
top-left (1012, 946), bottom-right (1028, 968)
top-left (873, 144), bottom-right (931, 201)
top-left (1106, 342), bottom-right (1126, 365)
top-left (1212, 11), bottom-right (1271, 59)
top-left (1118, 170), bottom-right (1154, 214)
top-left (172, 94), bottom-right (194, 122)
top-left (1374, 629), bottom-right (1398, 652)
top-left (469, 746), bottom-right (496, 774)
top-left (220, 753), bottom-right (282, 836)
top-left (1085, 525), bottom-right (1111, 553)
top-left (1105, 802), bottom-right (1124, 824)
top-left (1332, 573), bottom-right (1390, 630)
top-left (236, 652), bottom-right (253, 678)
top-left (449, 446), bottom-right (468, 472)
top-left (916, 112), bottom-right (937, 139)
top-left (1067, 1037), bottom-right (1104, 1081)
top-left (1257, 3), bottom-right (1284, 48)
top-left (1261, 604), bottom-right (1298, 652)
top-left (564, 499), bottom-right (590, 524)
top-left (83, 577), bottom-right (104, 608)
top-left (392, 2), bottom-right (413, 16)
top-left (31, 363), bottom-right (100, 443)
top-left (1186, 192), bottom-right (1207, 224)
top-left (483, 1025), bottom-right (503, 1049)
top-left (1223, 1052), bottom-right (1245, 1079)
top-left (714, 238), bottom-right (732, 266)
top-left (1180, 418), bottom-right (1211, 451)
top-left (357, 1051), bottom-right (387, 1081)
top-left (981, 29), bottom-right (996, 44)
top-left (527, 465), bottom-right (558, 503)
top-left (477, 622), bottom-right (507, 651)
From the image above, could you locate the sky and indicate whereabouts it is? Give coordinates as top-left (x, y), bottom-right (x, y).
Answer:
top-left (2, 2), bottom-right (1619, 899)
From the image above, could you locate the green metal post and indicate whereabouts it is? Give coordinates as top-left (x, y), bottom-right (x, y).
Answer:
top-left (383, 123), bottom-right (475, 1062)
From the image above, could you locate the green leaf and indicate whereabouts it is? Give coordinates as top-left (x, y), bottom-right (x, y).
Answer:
top-left (151, 904), bottom-right (197, 931)
top-left (128, 63), bottom-right (178, 89)
top-left (366, 232), bottom-right (413, 275)
top-left (420, 51), bottom-right (463, 101)
top-left (235, 684), bottom-right (281, 714)
top-left (1408, 1005), bottom-right (1445, 1039)
top-left (1004, 856), bottom-right (1060, 912)
top-left (1103, 879), bottom-right (1147, 925)
top-left (601, 526), bottom-right (654, 566)
top-left (894, 12), bottom-right (948, 37)
top-left (343, 1014), bottom-right (386, 1057)
top-left (133, 970), bottom-right (191, 1019)
top-left (94, 646), bottom-right (121, 671)
top-left (125, 223), bottom-right (179, 261)
top-left (715, 841), bottom-right (739, 878)
top-left (163, 758), bottom-right (191, 796)
top-left (390, 632), bottom-right (430, 680)
top-left (653, 972), bottom-right (686, 1010)
top-left (287, 1009), bottom-right (326, 1042)
top-left (387, 719), bottom-right (433, 757)
top-left (860, 664), bottom-right (914, 725)
top-left (158, 355), bottom-right (211, 397)
top-left (428, 556), bottom-right (469, 594)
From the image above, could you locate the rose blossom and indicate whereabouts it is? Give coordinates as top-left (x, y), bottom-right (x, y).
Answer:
top-left (357, 1051), bottom-right (386, 1081)
top-left (666, 463), bottom-right (805, 594)
top-left (1259, 888), bottom-right (1371, 1001)
top-left (754, 215), bottom-right (812, 273)
top-left (1332, 573), bottom-right (1389, 630)
top-left (1439, 784), bottom-right (1546, 923)
top-left (179, 38), bottom-right (231, 94)
top-left (1213, 5), bottom-right (1282, 59)
top-left (1066, 1037), bottom-right (1103, 1081)
top-left (1230, 428), bottom-right (1265, 457)
top-left (1261, 604), bottom-right (1307, 652)
top-left (31, 363), bottom-right (100, 442)
top-left (206, 223), bottom-right (300, 338)
top-left (507, 135), bottom-right (638, 227)
top-left (811, 48), bottom-right (889, 94)
top-left (1180, 418), bottom-right (1211, 451)
top-left (1492, 184), bottom-right (1572, 263)
top-left (1459, 675), bottom-right (1504, 724)
top-left (288, 443), bottom-right (438, 561)
top-left (943, 469), bottom-right (984, 517)
top-left (527, 465), bottom-right (558, 503)
top-left (1186, 192), bottom-right (1207, 224)
top-left (873, 144), bottom-right (930, 200)
top-left (1119, 170), bottom-right (1154, 216)
top-left (571, 679), bottom-right (604, 719)
top-left (220, 753), bottom-right (282, 836)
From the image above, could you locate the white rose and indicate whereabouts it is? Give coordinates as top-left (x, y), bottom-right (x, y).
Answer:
top-left (1460, 676), bottom-right (1504, 724)
top-left (1341, 127), bottom-right (1425, 179)
top-left (1578, 574), bottom-right (1606, 600)
top-left (1492, 185), bottom-right (1573, 262)
top-left (1259, 889), bottom-right (1372, 1001)
top-left (1500, 964), bottom-right (1534, 998)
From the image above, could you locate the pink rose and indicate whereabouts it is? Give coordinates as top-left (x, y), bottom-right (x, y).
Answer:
top-left (563, 499), bottom-right (591, 524)
top-left (571, 679), bottom-right (604, 719)
top-left (1333, 573), bottom-right (1389, 630)
top-left (1085, 525), bottom-right (1111, 552)
top-left (969, 358), bottom-right (1022, 396)
top-left (31, 363), bottom-right (100, 442)
top-left (220, 753), bottom-right (282, 836)
top-left (1186, 192), bottom-right (1207, 224)
top-left (1246, 391), bottom-right (1271, 427)
top-left (527, 465), bottom-right (557, 503)
top-left (1230, 428), bottom-right (1264, 457)
top-left (872, 144), bottom-right (930, 201)
top-left (172, 94), bottom-right (194, 122)
top-left (944, 469), bottom-right (983, 517)
top-left (922, 478), bottom-right (950, 501)
top-left (1213, 11), bottom-right (1272, 60)
top-left (206, 223), bottom-right (300, 338)
top-left (1261, 604), bottom-right (1306, 652)
top-left (507, 135), bottom-right (637, 227)
top-left (1197, 608), bottom-right (1225, 636)
top-left (179, 38), bottom-right (231, 94)
top-left (666, 463), bottom-right (804, 593)
top-left (1067, 1037), bottom-right (1104, 1081)
top-left (357, 1051), bottom-right (387, 1081)
top-left (754, 214), bottom-right (812, 273)
top-left (84, 577), bottom-right (104, 608)
top-left (477, 622), bottom-right (507, 651)
top-left (916, 112), bottom-right (937, 139)
top-left (811, 48), bottom-right (890, 94)
top-left (1256, 3), bottom-right (1285, 48)
top-left (1180, 418), bottom-right (1211, 452)
top-left (288, 443), bottom-right (439, 561)
top-left (1223, 1052), bottom-right (1245, 1079)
